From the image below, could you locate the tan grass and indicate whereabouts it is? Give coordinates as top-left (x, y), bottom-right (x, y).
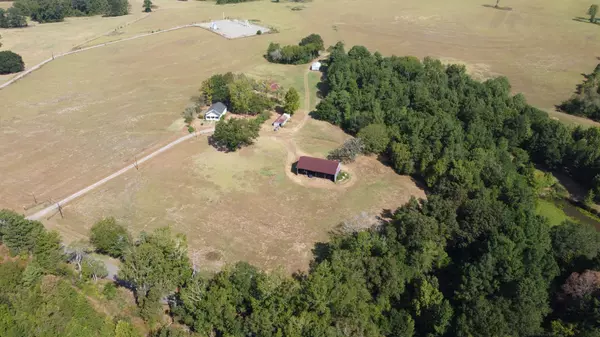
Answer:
top-left (45, 132), bottom-right (424, 272)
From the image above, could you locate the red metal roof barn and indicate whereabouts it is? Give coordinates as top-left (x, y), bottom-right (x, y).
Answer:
top-left (296, 156), bottom-right (341, 182)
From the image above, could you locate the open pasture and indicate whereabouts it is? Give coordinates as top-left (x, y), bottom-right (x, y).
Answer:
top-left (45, 126), bottom-right (425, 272)
top-left (60, 0), bottom-right (600, 123)
top-left (0, 27), bottom-right (271, 211)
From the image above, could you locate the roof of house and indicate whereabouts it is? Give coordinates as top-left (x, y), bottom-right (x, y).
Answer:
top-left (206, 102), bottom-right (227, 116)
top-left (297, 156), bottom-right (340, 175)
top-left (312, 61), bottom-right (322, 67)
top-left (273, 113), bottom-right (290, 125)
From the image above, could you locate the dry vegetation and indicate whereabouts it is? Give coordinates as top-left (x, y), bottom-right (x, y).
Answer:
top-left (45, 131), bottom-right (424, 272)
top-left (2, 0), bottom-right (600, 270)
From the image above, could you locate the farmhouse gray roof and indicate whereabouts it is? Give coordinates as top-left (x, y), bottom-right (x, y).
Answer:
top-left (297, 156), bottom-right (340, 175)
top-left (206, 102), bottom-right (227, 116)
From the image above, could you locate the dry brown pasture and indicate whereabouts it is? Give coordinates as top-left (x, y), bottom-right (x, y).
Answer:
top-left (1, 0), bottom-right (600, 270)
top-left (45, 120), bottom-right (424, 272)
top-left (0, 0), bottom-right (147, 83)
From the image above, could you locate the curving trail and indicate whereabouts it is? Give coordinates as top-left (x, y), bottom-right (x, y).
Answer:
top-left (26, 128), bottom-right (214, 221)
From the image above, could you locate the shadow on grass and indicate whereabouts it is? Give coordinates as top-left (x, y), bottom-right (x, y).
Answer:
top-left (482, 4), bottom-right (512, 11)
top-left (290, 161), bottom-right (298, 175)
top-left (573, 17), bottom-right (600, 24)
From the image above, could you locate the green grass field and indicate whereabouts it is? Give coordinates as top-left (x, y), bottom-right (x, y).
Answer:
top-left (536, 199), bottom-right (571, 227)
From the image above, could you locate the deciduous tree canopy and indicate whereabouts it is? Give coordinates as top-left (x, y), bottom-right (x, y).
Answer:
top-left (266, 34), bottom-right (324, 64)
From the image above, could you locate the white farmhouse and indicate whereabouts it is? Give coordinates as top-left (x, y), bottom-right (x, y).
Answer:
top-left (204, 102), bottom-right (228, 121)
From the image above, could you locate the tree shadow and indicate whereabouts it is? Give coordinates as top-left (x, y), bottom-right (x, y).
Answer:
top-left (310, 242), bottom-right (331, 265)
top-left (316, 79), bottom-right (329, 99)
top-left (573, 17), bottom-right (599, 24)
top-left (481, 4), bottom-right (512, 11)
top-left (208, 135), bottom-right (234, 153)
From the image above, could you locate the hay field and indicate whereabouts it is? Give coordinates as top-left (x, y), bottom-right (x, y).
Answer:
top-left (45, 126), bottom-right (424, 272)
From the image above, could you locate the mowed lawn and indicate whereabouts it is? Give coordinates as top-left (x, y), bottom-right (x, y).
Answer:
top-left (46, 131), bottom-right (425, 272)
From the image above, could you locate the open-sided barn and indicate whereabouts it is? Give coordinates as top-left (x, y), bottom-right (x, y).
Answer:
top-left (295, 156), bottom-right (341, 182)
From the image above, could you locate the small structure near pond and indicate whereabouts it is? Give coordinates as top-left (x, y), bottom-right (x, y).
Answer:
top-left (204, 102), bottom-right (228, 121)
top-left (295, 156), bottom-right (341, 182)
top-left (273, 113), bottom-right (290, 130)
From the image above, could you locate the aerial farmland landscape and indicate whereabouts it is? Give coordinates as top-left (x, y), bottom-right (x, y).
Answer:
top-left (3, 0), bottom-right (600, 335)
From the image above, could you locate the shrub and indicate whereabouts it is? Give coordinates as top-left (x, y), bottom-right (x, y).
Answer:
top-left (187, 126), bottom-right (195, 133)
top-left (256, 29), bottom-right (262, 35)
top-left (102, 282), bottom-right (117, 299)
top-left (327, 138), bottom-right (364, 163)
top-left (0, 50), bottom-right (25, 75)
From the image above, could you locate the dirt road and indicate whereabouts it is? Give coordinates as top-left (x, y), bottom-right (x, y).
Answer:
top-left (26, 128), bottom-right (214, 221)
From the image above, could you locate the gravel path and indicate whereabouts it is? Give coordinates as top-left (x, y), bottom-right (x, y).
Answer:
top-left (26, 128), bottom-right (214, 221)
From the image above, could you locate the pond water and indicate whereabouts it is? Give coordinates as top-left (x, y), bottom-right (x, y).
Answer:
top-left (554, 198), bottom-right (600, 229)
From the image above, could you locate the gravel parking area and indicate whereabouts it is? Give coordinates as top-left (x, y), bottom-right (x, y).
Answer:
top-left (196, 19), bottom-right (271, 39)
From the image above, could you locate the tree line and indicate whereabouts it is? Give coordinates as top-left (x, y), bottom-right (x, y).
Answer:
top-left (559, 64), bottom-right (600, 122)
top-left (12, 0), bottom-right (129, 23)
top-left (266, 33), bottom-right (324, 64)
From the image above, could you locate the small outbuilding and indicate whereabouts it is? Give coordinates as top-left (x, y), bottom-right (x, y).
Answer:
top-left (273, 113), bottom-right (291, 130)
top-left (310, 61), bottom-right (322, 71)
top-left (204, 102), bottom-right (228, 121)
top-left (296, 156), bottom-right (341, 182)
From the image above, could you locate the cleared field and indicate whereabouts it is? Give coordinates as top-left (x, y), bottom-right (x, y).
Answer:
top-left (0, 27), bottom-right (270, 211)
top-left (66, 0), bottom-right (600, 122)
top-left (45, 127), bottom-right (424, 272)
top-left (2, 0), bottom-right (600, 269)
top-left (0, 1), bottom-right (147, 83)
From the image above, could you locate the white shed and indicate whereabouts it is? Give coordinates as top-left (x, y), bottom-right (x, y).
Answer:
top-left (311, 61), bottom-right (322, 71)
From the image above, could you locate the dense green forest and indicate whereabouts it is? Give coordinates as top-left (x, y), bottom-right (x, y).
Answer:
top-left (4, 44), bottom-right (600, 336)
top-left (559, 64), bottom-right (600, 122)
